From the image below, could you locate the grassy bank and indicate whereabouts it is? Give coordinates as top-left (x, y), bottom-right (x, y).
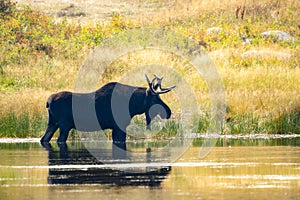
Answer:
top-left (0, 0), bottom-right (299, 138)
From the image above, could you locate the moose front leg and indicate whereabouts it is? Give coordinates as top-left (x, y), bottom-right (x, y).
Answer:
top-left (146, 113), bottom-right (151, 130)
top-left (112, 128), bottom-right (126, 151)
top-left (112, 127), bottom-right (126, 143)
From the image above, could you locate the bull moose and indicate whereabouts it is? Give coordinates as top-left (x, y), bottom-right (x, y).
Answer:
top-left (40, 74), bottom-right (175, 145)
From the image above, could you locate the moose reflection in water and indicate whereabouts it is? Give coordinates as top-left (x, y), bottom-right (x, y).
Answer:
top-left (42, 143), bottom-right (171, 186)
top-left (40, 74), bottom-right (175, 146)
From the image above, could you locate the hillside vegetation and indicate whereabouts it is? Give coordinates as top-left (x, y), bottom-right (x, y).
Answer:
top-left (0, 0), bottom-right (299, 137)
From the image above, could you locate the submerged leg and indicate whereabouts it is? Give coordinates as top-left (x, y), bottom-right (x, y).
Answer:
top-left (40, 139), bottom-right (53, 150)
top-left (112, 141), bottom-right (127, 159)
top-left (58, 142), bottom-right (68, 159)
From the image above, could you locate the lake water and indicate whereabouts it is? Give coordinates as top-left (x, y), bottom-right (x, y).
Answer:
top-left (0, 136), bottom-right (299, 200)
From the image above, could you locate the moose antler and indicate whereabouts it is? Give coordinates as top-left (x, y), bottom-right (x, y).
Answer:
top-left (153, 74), bottom-right (163, 90)
top-left (145, 74), bottom-right (176, 95)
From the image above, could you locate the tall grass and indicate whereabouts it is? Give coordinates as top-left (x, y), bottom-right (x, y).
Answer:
top-left (0, 112), bottom-right (46, 138)
top-left (0, 0), bottom-right (299, 137)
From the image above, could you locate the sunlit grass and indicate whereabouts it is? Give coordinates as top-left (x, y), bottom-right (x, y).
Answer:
top-left (0, 0), bottom-right (299, 137)
top-left (0, 111), bottom-right (47, 137)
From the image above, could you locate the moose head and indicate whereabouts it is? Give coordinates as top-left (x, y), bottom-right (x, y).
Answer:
top-left (144, 74), bottom-right (176, 130)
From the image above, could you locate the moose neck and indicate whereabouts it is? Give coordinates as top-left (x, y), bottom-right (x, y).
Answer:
top-left (129, 88), bottom-right (148, 117)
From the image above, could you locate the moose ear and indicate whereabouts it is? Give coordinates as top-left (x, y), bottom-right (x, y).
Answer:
top-left (153, 74), bottom-right (163, 90)
top-left (145, 74), bottom-right (156, 95)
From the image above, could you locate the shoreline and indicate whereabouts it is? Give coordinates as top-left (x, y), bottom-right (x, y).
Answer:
top-left (0, 133), bottom-right (299, 144)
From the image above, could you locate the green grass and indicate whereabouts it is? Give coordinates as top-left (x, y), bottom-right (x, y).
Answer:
top-left (0, 112), bottom-right (47, 138)
top-left (225, 111), bottom-right (300, 134)
top-left (0, 0), bottom-right (299, 137)
top-left (264, 109), bottom-right (300, 134)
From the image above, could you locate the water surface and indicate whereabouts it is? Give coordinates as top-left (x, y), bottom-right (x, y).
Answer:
top-left (0, 136), bottom-right (299, 200)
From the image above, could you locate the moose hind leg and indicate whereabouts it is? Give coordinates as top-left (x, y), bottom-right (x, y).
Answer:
top-left (40, 124), bottom-right (58, 143)
top-left (40, 111), bottom-right (58, 143)
top-left (57, 127), bottom-right (71, 144)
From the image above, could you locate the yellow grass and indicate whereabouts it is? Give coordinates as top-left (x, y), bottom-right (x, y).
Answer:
top-left (1, 0), bottom-right (299, 136)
